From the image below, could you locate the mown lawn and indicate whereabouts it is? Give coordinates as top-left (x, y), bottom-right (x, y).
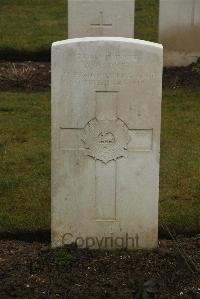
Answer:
top-left (0, 92), bottom-right (50, 232)
top-left (160, 88), bottom-right (200, 234)
top-left (0, 0), bottom-right (158, 60)
top-left (0, 0), bottom-right (68, 60)
top-left (0, 89), bottom-right (199, 234)
top-left (135, 0), bottom-right (159, 42)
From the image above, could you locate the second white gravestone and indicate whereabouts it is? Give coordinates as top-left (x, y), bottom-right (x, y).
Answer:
top-left (68, 0), bottom-right (135, 38)
top-left (159, 0), bottom-right (200, 66)
top-left (52, 37), bottom-right (163, 249)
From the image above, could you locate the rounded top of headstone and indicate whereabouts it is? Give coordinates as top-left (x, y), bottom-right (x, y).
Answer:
top-left (52, 37), bottom-right (163, 51)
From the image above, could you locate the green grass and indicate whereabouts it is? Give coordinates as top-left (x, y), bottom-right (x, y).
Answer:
top-left (0, 0), bottom-right (158, 60)
top-left (0, 89), bottom-right (199, 234)
top-left (0, 92), bottom-right (50, 231)
top-left (0, 0), bottom-right (68, 60)
top-left (160, 88), bottom-right (200, 234)
top-left (135, 0), bottom-right (159, 43)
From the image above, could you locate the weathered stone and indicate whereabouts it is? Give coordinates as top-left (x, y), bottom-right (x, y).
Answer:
top-left (51, 37), bottom-right (163, 249)
top-left (159, 0), bottom-right (200, 66)
top-left (68, 0), bottom-right (135, 38)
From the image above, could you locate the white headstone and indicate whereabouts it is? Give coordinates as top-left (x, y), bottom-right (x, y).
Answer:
top-left (159, 0), bottom-right (200, 67)
top-left (51, 37), bottom-right (163, 249)
top-left (68, 0), bottom-right (135, 38)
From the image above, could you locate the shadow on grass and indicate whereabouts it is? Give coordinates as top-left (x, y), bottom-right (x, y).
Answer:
top-left (0, 48), bottom-right (50, 62)
top-left (0, 230), bottom-right (51, 243)
top-left (0, 228), bottom-right (199, 244)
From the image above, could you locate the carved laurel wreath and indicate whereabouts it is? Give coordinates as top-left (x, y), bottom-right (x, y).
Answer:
top-left (82, 118), bottom-right (130, 163)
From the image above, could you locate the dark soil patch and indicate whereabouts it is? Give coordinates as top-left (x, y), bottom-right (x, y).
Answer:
top-left (0, 61), bottom-right (199, 91)
top-left (0, 61), bottom-right (51, 91)
top-left (0, 238), bottom-right (199, 298)
top-left (163, 62), bottom-right (200, 89)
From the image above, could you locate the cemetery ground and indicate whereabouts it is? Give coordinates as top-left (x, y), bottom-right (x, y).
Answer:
top-left (0, 0), bottom-right (200, 298)
top-left (0, 77), bottom-right (199, 298)
top-left (0, 0), bottom-right (158, 61)
top-left (0, 84), bottom-right (199, 235)
top-left (0, 237), bottom-right (199, 298)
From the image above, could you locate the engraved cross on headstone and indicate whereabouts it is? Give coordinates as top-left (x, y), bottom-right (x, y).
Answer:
top-left (60, 92), bottom-right (153, 221)
top-left (91, 11), bottom-right (112, 36)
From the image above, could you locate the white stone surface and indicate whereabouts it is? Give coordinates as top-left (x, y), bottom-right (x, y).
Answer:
top-left (159, 0), bottom-right (200, 67)
top-left (68, 0), bottom-right (135, 38)
top-left (51, 37), bottom-right (163, 249)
